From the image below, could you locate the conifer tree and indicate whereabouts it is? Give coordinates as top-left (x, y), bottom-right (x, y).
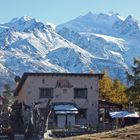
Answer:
top-left (126, 58), bottom-right (140, 110)
top-left (2, 84), bottom-right (13, 111)
top-left (99, 73), bottom-right (113, 100)
top-left (111, 79), bottom-right (127, 104)
top-left (99, 73), bottom-right (128, 105)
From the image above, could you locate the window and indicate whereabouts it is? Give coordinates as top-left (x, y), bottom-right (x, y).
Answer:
top-left (42, 79), bottom-right (45, 84)
top-left (39, 88), bottom-right (53, 98)
top-left (76, 109), bottom-right (87, 119)
top-left (74, 88), bottom-right (87, 99)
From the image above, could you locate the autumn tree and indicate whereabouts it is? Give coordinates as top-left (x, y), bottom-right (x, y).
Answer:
top-left (111, 79), bottom-right (128, 104)
top-left (99, 73), bottom-right (128, 105)
top-left (99, 73), bottom-right (113, 100)
top-left (126, 58), bottom-right (140, 110)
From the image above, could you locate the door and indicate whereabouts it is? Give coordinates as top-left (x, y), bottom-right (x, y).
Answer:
top-left (67, 115), bottom-right (75, 126)
top-left (57, 115), bottom-right (66, 128)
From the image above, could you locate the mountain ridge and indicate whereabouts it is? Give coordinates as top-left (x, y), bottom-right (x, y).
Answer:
top-left (0, 12), bottom-right (140, 89)
top-left (56, 12), bottom-right (140, 82)
top-left (0, 15), bottom-right (96, 89)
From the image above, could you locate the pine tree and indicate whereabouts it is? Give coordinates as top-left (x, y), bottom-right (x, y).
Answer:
top-left (126, 58), bottom-right (140, 110)
top-left (2, 84), bottom-right (13, 111)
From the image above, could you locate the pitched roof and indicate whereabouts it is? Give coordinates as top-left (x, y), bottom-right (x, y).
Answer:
top-left (14, 72), bottom-right (103, 96)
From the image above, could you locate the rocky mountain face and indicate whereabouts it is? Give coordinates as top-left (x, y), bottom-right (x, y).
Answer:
top-left (56, 12), bottom-right (140, 82)
top-left (0, 12), bottom-right (140, 89)
top-left (0, 16), bottom-right (95, 89)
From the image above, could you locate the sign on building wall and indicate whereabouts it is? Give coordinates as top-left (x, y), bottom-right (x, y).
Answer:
top-left (55, 79), bottom-right (73, 88)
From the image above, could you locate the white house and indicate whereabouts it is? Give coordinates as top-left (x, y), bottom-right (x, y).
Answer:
top-left (14, 72), bottom-right (103, 129)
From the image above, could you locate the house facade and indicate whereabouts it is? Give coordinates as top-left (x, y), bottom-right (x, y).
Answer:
top-left (14, 73), bottom-right (103, 129)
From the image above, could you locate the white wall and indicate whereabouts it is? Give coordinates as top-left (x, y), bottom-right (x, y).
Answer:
top-left (18, 74), bottom-right (99, 126)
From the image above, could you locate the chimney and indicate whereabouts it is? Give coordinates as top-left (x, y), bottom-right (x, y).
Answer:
top-left (14, 76), bottom-right (21, 87)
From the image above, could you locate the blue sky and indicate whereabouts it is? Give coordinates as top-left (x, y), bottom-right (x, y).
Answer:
top-left (0, 0), bottom-right (140, 25)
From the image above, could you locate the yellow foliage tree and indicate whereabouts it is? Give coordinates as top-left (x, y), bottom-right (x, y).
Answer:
top-left (99, 73), bottom-right (113, 100)
top-left (111, 79), bottom-right (128, 104)
top-left (99, 73), bottom-right (128, 105)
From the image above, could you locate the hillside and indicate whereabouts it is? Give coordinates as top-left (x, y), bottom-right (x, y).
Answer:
top-left (62, 124), bottom-right (140, 140)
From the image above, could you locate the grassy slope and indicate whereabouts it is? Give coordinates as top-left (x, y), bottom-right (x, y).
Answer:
top-left (52, 124), bottom-right (140, 140)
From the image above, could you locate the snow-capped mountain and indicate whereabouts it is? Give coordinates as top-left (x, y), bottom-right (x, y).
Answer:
top-left (0, 12), bottom-right (140, 89)
top-left (56, 12), bottom-right (140, 82)
top-left (115, 15), bottom-right (140, 38)
top-left (0, 16), bottom-right (97, 89)
top-left (56, 12), bottom-right (140, 38)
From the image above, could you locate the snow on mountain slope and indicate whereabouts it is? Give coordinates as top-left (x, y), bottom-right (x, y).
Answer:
top-left (0, 12), bottom-right (140, 88)
top-left (56, 12), bottom-right (140, 82)
top-left (56, 12), bottom-right (140, 38)
top-left (0, 16), bottom-right (97, 89)
top-left (56, 12), bottom-right (124, 36)
top-left (114, 15), bottom-right (140, 38)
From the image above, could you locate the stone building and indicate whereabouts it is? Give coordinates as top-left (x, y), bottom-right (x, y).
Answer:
top-left (14, 72), bottom-right (103, 128)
